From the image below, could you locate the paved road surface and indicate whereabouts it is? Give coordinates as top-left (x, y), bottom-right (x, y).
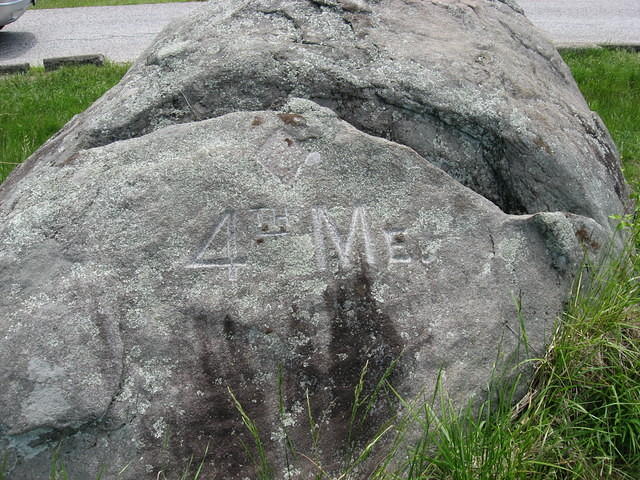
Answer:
top-left (517, 0), bottom-right (640, 47)
top-left (0, 2), bottom-right (203, 66)
top-left (0, 1), bottom-right (639, 67)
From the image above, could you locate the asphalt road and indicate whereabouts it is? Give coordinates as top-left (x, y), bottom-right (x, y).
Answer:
top-left (518, 0), bottom-right (640, 47)
top-left (0, 2), bottom-right (203, 66)
top-left (0, 0), bottom-right (639, 67)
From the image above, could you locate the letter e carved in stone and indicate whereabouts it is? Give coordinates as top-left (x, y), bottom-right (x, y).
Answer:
top-left (384, 229), bottom-right (412, 264)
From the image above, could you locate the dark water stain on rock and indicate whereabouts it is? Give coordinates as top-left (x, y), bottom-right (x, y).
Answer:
top-left (282, 301), bottom-right (331, 458)
top-left (575, 227), bottom-right (600, 249)
top-left (142, 308), bottom-right (270, 478)
top-left (277, 265), bottom-right (407, 474)
top-left (324, 265), bottom-right (406, 451)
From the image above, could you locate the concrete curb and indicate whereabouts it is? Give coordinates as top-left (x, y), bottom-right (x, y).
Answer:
top-left (43, 54), bottom-right (105, 71)
top-left (0, 63), bottom-right (29, 75)
top-left (555, 42), bottom-right (640, 51)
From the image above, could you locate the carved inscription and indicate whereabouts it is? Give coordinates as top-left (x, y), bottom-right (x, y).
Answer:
top-left (186, 210), bottom-right (247, 281)
top-left (252, 208), bottom-right (290, 241)
top-left (384, 229), bottom-right (412, 264)
top-left (255, 133), bottom-right (323, 185)
top-left (312, 207), bottom-right (376, 270)
top-left (187, 206), bottom-right (417, 279)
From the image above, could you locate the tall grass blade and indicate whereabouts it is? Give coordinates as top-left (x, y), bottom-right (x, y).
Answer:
top-left (228, 387), bottom-right (273, 480)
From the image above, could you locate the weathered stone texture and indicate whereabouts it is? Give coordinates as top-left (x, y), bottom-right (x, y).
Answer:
top-left (0, 0), bottom-right (627, 478)
top-left (0, 99), bottom-right (609, 479)
top-left (2, 0), bottom-right (627, 229)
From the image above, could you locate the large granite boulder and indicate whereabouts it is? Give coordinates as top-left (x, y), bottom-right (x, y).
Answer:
top-left (0, 0), bottom-right (627, 478)
top-left (1, 0), bottom-right (627, 232)
top-left (0, 98), bottom-right (610, 479)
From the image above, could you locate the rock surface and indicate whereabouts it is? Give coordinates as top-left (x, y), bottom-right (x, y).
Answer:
top-left (0, 98), bottom-right (609, 479)
top-left (0, 0), bottom-right (627, 478)
top-left (1, 0), bottom-right (628, 230)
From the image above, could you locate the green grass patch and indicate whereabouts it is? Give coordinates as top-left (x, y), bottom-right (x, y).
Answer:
top-left (33, 0), bottom-right (201, 9)
top-left (561, 48), bottom-right (640, 186)
top-left (0, 63), bottom-right (128, 183)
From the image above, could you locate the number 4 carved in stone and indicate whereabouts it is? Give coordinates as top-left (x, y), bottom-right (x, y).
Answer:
top-left (186, 210), bottom-right (247, 281)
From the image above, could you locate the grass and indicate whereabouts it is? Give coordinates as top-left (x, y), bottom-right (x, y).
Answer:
top-left (561, 48), bottom-right (640, 185)
top-left (1, 49), bottom-right (639, 479)
top-left (33, 0), bottom-right (201, 9)
top-left (0, 63), bottom-right (128, 182)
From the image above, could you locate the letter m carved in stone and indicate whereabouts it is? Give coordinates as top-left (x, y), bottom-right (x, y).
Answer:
top-left (311, 206), bottom-right (376, 271)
